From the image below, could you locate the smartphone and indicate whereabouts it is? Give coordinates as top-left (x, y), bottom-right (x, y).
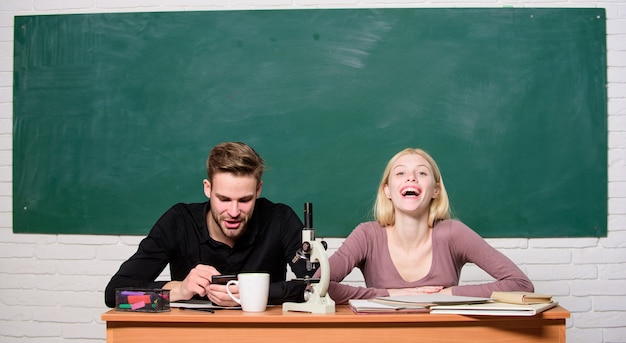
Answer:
top-left (211, 274), bottom-right (237, 285)
top-left (293, 277), bottom-right (321, 284)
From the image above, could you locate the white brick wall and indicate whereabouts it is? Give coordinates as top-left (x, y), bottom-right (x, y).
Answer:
top-left (0, 1), bottom-right (624, 342)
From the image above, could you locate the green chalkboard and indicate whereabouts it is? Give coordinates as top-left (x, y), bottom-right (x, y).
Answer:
top-left (13, 8), bottom-right (607, 237)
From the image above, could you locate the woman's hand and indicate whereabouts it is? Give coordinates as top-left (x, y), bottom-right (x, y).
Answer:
top-left (387, 285), bottom-right (444, 297)
top-left (416, 286), bottom-right (445, 294)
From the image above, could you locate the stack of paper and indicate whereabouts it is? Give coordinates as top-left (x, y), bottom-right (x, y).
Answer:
top-left (374, 294), bottom-right (492, 307)
top-left (349, 292), bottom-right (557, 316)
top-left (349, 294), bottom-right (492, 314)
top-left (430, 292), bottom-right (556, 316)
top-left (349, 294), bottom-right (557, 316)
top-left (430, 301), bottom-right (557, 316)
top-left (170, 300), bottom-right (241, 310)
top-left (348, 299), bottom-right (430, 314)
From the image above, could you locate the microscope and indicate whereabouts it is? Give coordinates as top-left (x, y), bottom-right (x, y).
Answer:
top-left (283, 202), bottom-right (335, 313)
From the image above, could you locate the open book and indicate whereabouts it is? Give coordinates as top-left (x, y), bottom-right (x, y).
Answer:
top-left (170, 299), bottom-right (241, 310)
top-left (348, 299), bottom-right (430, 314)
top-left (374, 294), bottom-right (492, 307)
top-left (430, 301), bottom-right (557, 316)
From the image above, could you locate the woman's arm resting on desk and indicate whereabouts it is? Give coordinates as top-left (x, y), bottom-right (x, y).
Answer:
top-left (447, 222), bottom-right (534, 297)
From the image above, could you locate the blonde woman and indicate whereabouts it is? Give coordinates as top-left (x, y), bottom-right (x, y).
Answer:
top-left (325, 148), bottom-right (534, 304)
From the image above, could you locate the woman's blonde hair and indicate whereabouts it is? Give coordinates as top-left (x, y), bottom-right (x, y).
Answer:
top-left (373, 148), bottom-right (450, 227)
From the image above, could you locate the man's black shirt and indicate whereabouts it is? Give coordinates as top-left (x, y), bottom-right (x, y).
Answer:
top-left (105, 198), bottom-right (313, 307)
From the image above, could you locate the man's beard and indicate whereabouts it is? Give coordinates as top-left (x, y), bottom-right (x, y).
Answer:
top-left (211, 211), bottom-right (247, 239)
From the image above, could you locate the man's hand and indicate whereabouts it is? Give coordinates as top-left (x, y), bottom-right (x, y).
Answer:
top-left (163, 264), bottom-right (219, 302)
top-left (207, 283), bottom-right (240, 307)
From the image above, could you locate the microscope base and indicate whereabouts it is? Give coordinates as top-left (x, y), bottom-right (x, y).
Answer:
top-left (282, 297), bottom-right (335, 314)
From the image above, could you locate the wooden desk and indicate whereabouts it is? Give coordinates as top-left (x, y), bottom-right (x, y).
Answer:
top-left (102, 305), bottom-right (570, 343)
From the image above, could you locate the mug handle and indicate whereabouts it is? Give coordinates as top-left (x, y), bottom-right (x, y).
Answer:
top-left (226, 280), bottom-right (241, 305)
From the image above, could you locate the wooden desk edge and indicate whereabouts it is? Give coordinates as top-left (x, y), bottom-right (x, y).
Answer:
top-left (102, 304), bottom-right (570, 324)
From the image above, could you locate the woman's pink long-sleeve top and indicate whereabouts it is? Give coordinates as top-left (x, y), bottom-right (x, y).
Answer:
top-left (326, 219), bottom-right (534, 304)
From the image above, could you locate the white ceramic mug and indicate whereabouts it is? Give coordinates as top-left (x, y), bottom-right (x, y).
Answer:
top-left (226, 273), bottom-right (270, 312)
